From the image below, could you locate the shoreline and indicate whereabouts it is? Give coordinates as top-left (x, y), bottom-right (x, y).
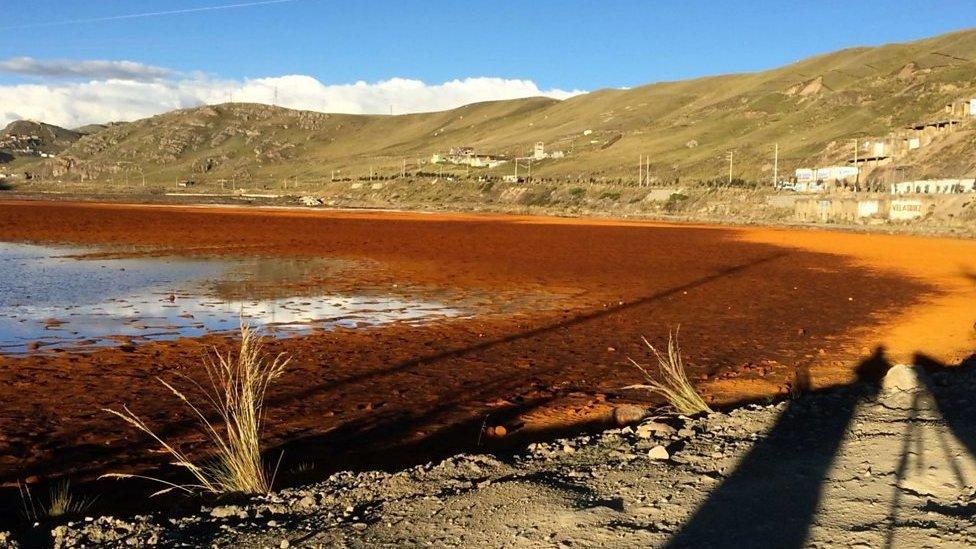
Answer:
top-left (2, 188), bottom-right (975, 241)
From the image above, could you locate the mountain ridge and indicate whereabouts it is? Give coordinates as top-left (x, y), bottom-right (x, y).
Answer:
top-left (17, 27), bottom-right (976, 185)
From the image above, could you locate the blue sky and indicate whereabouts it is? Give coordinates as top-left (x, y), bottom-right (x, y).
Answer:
top-left (4, 0), bottom-right (976, 89)
top-left (2, 1), bottom-right (975, 127)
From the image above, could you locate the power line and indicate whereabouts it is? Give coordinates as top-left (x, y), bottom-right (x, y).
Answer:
top-left (0, 0), bottom-right (300, 31)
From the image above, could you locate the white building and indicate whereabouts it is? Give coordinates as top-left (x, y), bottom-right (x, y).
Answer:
top-left (533, 142), bottom-right (546, 160)
top-left (795, 168), bottom-right (815, 183)
top-left (890, 179), bottom-right (976, 195)
top-left (815, 166), bottom-right (858, 182)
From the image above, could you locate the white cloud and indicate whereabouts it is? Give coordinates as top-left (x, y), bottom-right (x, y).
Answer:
top-left (0, 71), bottom-right (585, 128)
top-left (0, 57), bottom-right (172, 81)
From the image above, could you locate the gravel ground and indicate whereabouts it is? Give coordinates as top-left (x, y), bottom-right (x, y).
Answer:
top-left (12, 361), bottom-right (976, 548)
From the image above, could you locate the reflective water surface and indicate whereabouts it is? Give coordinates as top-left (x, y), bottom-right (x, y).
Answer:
top-left (0, 242), bottom-right (464, 353)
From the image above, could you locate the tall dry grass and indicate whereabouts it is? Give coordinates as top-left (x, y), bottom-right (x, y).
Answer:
top-left (626, 331), bottom-right (713, 415)
top-left (103, 324), bottom-right (289, 496)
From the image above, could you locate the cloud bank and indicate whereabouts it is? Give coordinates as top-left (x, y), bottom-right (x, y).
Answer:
top-left (0, 61), bottom-right (585, 128)
top-left (0, 57), bottom-right (173, 81)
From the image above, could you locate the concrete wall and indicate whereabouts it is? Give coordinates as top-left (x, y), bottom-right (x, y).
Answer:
top-left (795, 196), bottom-right (933, 223)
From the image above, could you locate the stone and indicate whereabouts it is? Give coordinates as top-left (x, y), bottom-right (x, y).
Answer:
top-left (636, 421), bottom-right (676, 439)
top-left (648, 445), bottom-right (670, 460)
top-left (882, 364), bottom-right (932, 394)
top-left (612, 404), bottom-right (647, 426)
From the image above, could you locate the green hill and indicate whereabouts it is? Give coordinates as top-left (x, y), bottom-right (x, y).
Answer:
top-left (31, 27), bottom-right (976, 186)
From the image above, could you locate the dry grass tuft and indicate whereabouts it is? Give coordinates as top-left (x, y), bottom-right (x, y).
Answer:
top-left (625, 330), bottom-right (713, 415)
top-left (103, 324), bottom-right (289, 496)
top-left (19, 480), bottom-right (94, 521)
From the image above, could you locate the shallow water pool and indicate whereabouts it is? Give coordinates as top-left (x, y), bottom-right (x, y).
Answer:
top-left (0, 242), bottom-right (463, 353)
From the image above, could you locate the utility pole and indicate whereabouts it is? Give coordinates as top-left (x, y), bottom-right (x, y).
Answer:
top-left (773, 143), bottom-right (779, 187)
top-left (639, 154), bottom-right (643, 187)
top-left (853, 138), bottom-right (859, 192)
top-left (401, 158), bottom-right (406, 179)
top-left (727, 150), bottom-right (734, 185)
top-left (645, 155), bottom-right (650, 187)
top-left (514, 158), bottom-right (519, 180)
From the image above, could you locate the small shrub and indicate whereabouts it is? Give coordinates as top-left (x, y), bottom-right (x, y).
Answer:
top-left (664, 193), bottom-right (689, 212)
top-left (599, 191), bottom-right (621, 201)
top-left (625, 331), bottom-right (712, 415)
top-left (568, 187), bottom-right (586, 198)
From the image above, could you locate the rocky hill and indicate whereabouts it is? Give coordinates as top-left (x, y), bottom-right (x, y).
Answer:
top-left (22, 28), bottom-right (976, 185)
top-left (0, 120), bottom-right (82, 162)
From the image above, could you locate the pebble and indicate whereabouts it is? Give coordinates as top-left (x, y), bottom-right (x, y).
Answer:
top-left (209, 506), bottom-right (239, 519)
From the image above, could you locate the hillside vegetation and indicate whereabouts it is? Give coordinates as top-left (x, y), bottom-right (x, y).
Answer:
top-left (18, 28), bottom-right (976, 187)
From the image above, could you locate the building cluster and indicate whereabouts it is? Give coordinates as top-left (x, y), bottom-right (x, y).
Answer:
top-left (0, 133), bottom-right (51, 157)
top-left (791, 166), bottom-right (859, 191)
top-left (531, 142), bottom-right (564, 160)
top-left (430, 147), bottom-right (510, 169)
top-left (428, 141), bottom-right (566, 171)
top-left (848, 98), bottom-right (976, 170)
top-left (789, 97), bottom-right (976, 196)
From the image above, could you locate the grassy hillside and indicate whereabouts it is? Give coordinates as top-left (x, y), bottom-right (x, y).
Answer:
top-left (26, 28), bottom-right (976, 187)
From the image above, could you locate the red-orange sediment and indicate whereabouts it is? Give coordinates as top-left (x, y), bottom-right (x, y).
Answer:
top-left (0, 199), bottom-right (972, 511)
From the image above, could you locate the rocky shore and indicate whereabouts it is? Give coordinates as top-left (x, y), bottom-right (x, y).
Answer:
top-left (19, 361), bottom-right (974, 548)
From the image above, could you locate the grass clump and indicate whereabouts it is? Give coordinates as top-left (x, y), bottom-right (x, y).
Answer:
top-left (103, 324), bottom-right (289, 496)
top-left (19, 480), bottom-right (94, 521)
top-left (625, 330), bottom-right (713, 415)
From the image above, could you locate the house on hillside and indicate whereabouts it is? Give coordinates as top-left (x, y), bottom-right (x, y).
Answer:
top-left (530, 141), bottom-right (564, 160)
top-left (906, 119), bottom-right (961, 147)
top-left (533, 142), bottom-right (546, 160)
top-left (945, 99), bottom-right (974, 118)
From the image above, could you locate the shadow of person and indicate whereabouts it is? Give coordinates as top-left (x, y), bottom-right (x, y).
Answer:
top-left (663, 347), bottom-right (891, 549)
top-left (913, 352), bottom-right (976, 474)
